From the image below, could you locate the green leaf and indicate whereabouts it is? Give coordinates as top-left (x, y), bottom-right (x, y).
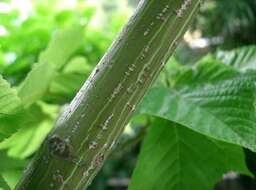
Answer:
top-left (45, 72), bottom-right (86, 103)
top-left (216, 45), bottom-right (256, 71)
top-left (0, 75), bottom-right (21, 115)
top-left (0, 151), bottom-right (27, 172)
top-left (129, 119), bottom-right (248, 190)
top-left (139, 60), bottom-right (256, 151)
top-left (0, 103), bottom-right (57, 158)
top-left (39, 26), bottom-right (84, 68)
top-left (0, 75), bottom-right (25, 142)
top-left (18, 62), bottom-right (55, 107)
top-left (17, 26), bottom-right (84, 106)
top-left (155, 57), bottom-right (181, 87)
top-left (170, 56), bottom-right (239, 87)
top-left (0, 113), bottom-right (30, 142)
top-left (0, 175), bottom-right (11, 190)
top-left (1, 170), bottom-right (22, 190)
top-left (50, 73), bottom-right (86, 95)
top-left (0, 101), bottom-right (54, 144)
top-left (0, 119), bottom-right (53, 159)
top-left (63, 56), bottom-right (91, 74)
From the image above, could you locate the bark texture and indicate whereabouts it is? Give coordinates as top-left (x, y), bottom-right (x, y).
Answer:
top-left (16, 0), bottom-right (201, 189)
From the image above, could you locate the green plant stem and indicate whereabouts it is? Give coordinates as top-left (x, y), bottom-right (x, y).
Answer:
top-left (15, 0), bottom-right (201, 189)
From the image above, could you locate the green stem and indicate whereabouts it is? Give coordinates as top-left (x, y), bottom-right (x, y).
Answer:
top-left (15, 0), bottom-right (201, 189)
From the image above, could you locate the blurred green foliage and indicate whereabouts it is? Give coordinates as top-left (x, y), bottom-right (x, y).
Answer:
top-left (193, 0), bottom-right (256, 48)
top-left (0, 0), bottom-right (126, 85)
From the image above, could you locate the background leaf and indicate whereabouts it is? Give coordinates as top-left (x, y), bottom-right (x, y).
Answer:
top-left (18, 62), bottom-right (55, 107)
top-left (45, 72), bottom-right (87, 104)
top-left (0, 175), bottom-right (11, 190)
top-left (0, 103), bottom-right (57, 159)
top-left (216, 45), bottom-right (256, 70)
top-left (0, 151), bottom-right (26, 173)
top-left (0, 75), bottom-right (21, 115)
top-left (17, 26), bottom-right (85, 107)
top-left (0, 75), bottom-right (24, 142)
top-left (129, 119), bottom-right (249, 190)
top-left (38, 26), bottom-right (84, 69)
top-left (139, 60), bottom-right (256, 151)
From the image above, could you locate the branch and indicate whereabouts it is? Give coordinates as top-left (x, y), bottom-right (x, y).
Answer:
top-left (15, 0), bottom-right (201, 189)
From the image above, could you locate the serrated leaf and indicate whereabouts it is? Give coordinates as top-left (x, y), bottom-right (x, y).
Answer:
top-left (0, 75), bottom-right (25, 142)
top-left (0, 103), bottom-right (56, 158)
top-left (18, 62), bottom-right (55, 107)
top-left (39, 26), bottom-right (84, 68)
top-left (0, 75), bottom-right (21, 115)
top-left (170, 56), bottom-right (239, 88)
top-left (216, 45), bottom-right (256, 71)
top-left (18, 26), bottom-right (84, 106)
top-left (129, 119), bottom-right (248, 190)
top-left (0, 112), bottom-right (30, 142)
top-left (0, 119), bottom-right (53, 159)
top-left (139, 60), bottom-right (256, 151)
top-left (63, 56), bottom-right (90, 74)
top-left (0, 103), bottom-right (55, 157)
top-left (0, 101), bottom-right (53, 143)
